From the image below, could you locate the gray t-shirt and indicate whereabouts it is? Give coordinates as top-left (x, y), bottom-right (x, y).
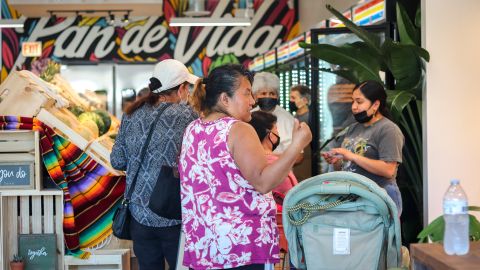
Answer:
top-left (336, 117), bottom-right (404, 187)
top-left (295, 111), bottom-right (309, 125)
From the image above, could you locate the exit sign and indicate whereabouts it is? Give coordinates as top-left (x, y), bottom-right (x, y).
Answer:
top-left (22, 42), bottom-right (42, 57)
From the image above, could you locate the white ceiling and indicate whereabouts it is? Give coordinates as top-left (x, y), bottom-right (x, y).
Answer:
top-left (8, 0), bottom-right (164, 17)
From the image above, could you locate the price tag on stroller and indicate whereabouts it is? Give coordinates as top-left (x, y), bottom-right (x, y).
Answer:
top-left (333, 228), bottom-right (350, 255)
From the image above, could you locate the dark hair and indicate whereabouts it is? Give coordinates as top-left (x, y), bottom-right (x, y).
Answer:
top-left (137, 87), bottom-right (150, 99)
top-left (290, 84), bottom-right (311, 102)
top-left (124, 85), bottom-right (180, 115)
top-left (191, 64), bottom-right (253, 115)
top-left (353, 80), bottom-right (392, 119)
top-left (248, 111), bottom-right (277, 142)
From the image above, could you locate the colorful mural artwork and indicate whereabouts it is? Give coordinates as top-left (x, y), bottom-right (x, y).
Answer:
top-left (1, 0), bottom-right (299, 81)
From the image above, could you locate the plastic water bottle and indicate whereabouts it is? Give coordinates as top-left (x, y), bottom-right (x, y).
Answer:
top-left (443, 179), bottom-right (469, 255)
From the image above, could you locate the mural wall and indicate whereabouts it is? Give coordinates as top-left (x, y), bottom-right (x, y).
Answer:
top-left (1, 0), bottom-right (299, 81)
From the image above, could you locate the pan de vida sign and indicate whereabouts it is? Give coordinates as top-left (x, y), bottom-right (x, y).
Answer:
top-left (12, 0), bottom-right (288, 67)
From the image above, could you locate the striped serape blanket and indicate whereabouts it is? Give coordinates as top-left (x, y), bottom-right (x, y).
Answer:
top-left (0, 115), bottom-right (125, 258)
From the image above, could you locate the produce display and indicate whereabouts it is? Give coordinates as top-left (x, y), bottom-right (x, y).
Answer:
top-left (0, 68), bottom-right (120, 156)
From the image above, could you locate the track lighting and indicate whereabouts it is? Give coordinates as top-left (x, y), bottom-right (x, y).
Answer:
top-left (123, 12), bottom-right (130, 24)
top-left (108, 12), bottom-right (115, 25)
top-left (46, 9), bottom-right (132, 26)
top-left (76, 11), bottom-right (83, 22)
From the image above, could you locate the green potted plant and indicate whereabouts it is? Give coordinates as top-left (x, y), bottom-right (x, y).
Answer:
top-left (10, 254), bottom-right (24, 270)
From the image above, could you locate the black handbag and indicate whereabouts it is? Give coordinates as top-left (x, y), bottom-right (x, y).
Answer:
top-left (112, 103), bottom-right (172, 240)
top-left (148, 165), bottom-right (182, 220)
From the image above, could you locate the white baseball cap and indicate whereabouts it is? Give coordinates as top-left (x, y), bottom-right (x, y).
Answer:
top-left (150, 59), bottom-right (199, 93)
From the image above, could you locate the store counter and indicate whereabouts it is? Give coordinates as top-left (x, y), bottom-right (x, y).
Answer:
top-left (410, 241), bottom-right (480, 269)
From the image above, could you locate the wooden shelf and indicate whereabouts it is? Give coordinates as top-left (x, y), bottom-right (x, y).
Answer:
top-left (0, 189), bottom-right (62, 196)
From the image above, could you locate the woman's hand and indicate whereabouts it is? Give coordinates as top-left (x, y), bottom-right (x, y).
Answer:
top-left (291, 119), bottom-right (312, 151)
top-left (322, 148), bottom-right (357, 165)
top-left (330, 148), bottom-right (356, 162)
top-left (321, 151), bottom-right (341, 164)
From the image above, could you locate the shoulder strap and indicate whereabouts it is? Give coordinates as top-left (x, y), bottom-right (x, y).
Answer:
top-left (125, 103), bottom-right (173, 200)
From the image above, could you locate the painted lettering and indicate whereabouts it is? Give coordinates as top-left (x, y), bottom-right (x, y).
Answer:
top-left (15, 167), bottom-right (26, 178)
top-left (28, 247), bottom-right (48, 260)
top-left (120, 17), bottom-right (167, 54)
top-left (54, 26), bottom-right (91, 58)
top-left (0, 169), bottom-right (14, 183)
top-left (177, 0), bottom-right (284, 62)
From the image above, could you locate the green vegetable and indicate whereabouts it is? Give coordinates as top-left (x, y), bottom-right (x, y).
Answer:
top-left (93, 109), bottom-right (111, 133)
top-left (68, 106), bottom-right (85, 117)
top-left (78, 112), bottom-right (106, 136)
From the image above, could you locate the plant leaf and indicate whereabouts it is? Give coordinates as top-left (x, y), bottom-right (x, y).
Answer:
top-left (386, 90), bottom-right (416, 121)
top-left (415, 5), bottom-right (421, 28)
top-left (469, 206), bottom-right (480, 212)
top-left (303, 42), bottom-right (382, 83)
top-left (417, 215), bottom-right (444, 243)
top-left (396, 2), bottom-right (420, 46)
top-left (382, 40), bottom-right (424, 90)
top-left (411, 46), bottom-right (430, 62)
top-left (326, 4), bottom-right (382, 55)
top-left (470, 214), bottom-right (480, 241)
top-left (317, 68), bottom-right (360, 84)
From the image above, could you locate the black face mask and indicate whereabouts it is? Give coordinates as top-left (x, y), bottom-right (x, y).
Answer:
top-left (353, 108), bottom-right (374, 123)
top-left (268, 132), bottom-right (281, 151)
top-left (257, 98), bottom-right (278, 111)
top-left (289, 101), bottom-right (298, 112)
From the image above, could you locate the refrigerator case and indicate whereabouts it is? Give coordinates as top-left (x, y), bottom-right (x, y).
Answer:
top-left (276, 33), bottom-right (311, 112)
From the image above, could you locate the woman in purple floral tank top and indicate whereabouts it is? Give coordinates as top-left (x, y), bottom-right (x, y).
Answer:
top-left (179, 65), bottom-right (312, 270)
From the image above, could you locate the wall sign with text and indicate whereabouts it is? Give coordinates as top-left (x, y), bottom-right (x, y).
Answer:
top-left (18, 234), bottom-right (57, 270)
top-left (0, 162), bottom-right (34, 189)
top-left (1, 0), bottom-right (299, 81)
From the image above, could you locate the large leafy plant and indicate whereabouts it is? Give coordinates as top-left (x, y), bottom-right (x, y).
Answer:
top-left (300, 4), bottom-right (428, 225)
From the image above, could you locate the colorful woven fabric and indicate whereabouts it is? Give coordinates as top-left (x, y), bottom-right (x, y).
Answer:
top-left (0, 115), bottom-right (126, 258)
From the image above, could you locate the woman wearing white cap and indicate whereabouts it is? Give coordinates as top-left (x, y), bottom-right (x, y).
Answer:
top-left (111, 59), bottom-right (199, 269)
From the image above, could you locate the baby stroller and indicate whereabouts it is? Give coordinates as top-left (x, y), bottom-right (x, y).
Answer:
top-left (282, 171), bottom-right (402, 270)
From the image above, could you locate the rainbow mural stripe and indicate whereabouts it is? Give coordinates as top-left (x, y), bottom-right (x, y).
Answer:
top-left (277, 43), bottom-right (290, 64)
top-left (353, 0), bottom-right (385, 26)
top-left (264, 49), bottom-right (276, 68)
top-left (249, 55), bottom-right (265, 71)
top-left (288, 34), bottom-right (305, 59)
top-left (330, 10), bottom-right (352, 28)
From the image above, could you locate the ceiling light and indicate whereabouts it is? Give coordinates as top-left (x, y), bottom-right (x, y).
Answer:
top-left (0, 17), bottom-right (25, 28)
top-left (169, 17), bottom-right (251, 27)
top-left (123, 12), bottom-right (130, 23)
top-left (109, 13), bottom-right (115, 25)
top-left (76, 11), bottom-right (83, 22)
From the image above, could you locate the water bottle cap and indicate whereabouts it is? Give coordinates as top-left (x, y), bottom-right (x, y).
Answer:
top-left (451, 179), bottom-right (460, 185)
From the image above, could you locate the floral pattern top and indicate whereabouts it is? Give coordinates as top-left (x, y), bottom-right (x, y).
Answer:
top-left (179, 117), bottom-right (280, 270)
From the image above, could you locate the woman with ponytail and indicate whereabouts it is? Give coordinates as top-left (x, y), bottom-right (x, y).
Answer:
top-left (179, 64), bottom-right (312, 269)
top-left (111, 59), bottom-right (199, 269)
top-left (322, 80), bottom-right (405, 215)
